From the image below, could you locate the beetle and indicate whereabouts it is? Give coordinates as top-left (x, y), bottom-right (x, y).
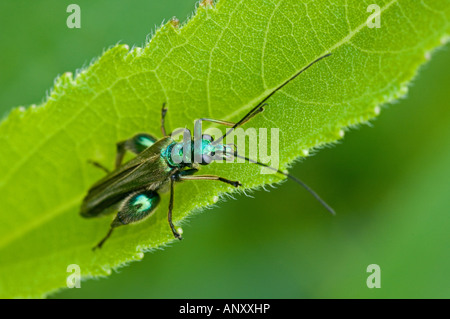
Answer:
top-left (80, 53), bottom-right (334, 249)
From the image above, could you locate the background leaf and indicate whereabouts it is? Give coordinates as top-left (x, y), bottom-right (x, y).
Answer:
top-left (0, 0), bottom-right (448, 298)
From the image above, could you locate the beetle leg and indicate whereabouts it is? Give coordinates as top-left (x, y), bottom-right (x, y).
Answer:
top-left (115, 133), bottom-right (158, 168)
top-left (161, 102), bottom-right (168, 136)
top-left (92, 228), bottom-right (114, 250)
top-left (165, 171), bottom-right (241, 240)
top-left (93, 189), bottom-right (161, 250)
top-left (178, 174), bottom-right (242, 188)
top-left (168, 176), bottom-right (182, 240)
top-left (87, 159), bottom-right (110, 174)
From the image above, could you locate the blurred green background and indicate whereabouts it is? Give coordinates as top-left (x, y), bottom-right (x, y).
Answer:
top-left (0, 0), bottom-right (448, 298)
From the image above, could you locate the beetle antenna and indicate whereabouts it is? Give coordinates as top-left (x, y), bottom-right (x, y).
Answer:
top-left (213, 53), bottom-right (332, 145)
top-left (233, 152), bottom-right (335, 215)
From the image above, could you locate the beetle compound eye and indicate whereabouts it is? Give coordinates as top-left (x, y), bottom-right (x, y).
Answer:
top-left (202, 134), bottom-right (214, 142)
top-left (201, 154), bottom-right (212, 165)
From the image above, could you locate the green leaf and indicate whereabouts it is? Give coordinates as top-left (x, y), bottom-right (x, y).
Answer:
top-left (0, 0), bottom-right (448, 298)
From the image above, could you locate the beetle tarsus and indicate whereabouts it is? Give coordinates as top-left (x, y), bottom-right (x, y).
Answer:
top-left (92, 228), bottom-right (113, 251)
top-left (173, 231), bottom-right (183, 240)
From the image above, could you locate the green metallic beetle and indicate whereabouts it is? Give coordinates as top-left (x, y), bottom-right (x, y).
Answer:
top-left (80, 53), bottom-right (334, 249)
